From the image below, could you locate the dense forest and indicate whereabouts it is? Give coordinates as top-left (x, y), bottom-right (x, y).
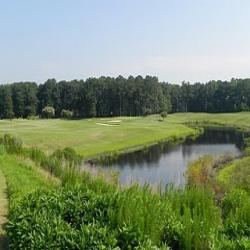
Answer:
top-left (1, 76), bottom-right (250, 119)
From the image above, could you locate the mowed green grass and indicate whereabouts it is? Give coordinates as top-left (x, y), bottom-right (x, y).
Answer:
top-left (167, 112), bottom-right (250, 130)
top-left (0, 112), bottom-right (250, 158)
top-left (0, 116), bottom-right (195, 158)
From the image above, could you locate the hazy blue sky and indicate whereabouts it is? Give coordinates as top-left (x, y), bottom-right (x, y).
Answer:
top-left (1, 0), bottom-right (250, 84)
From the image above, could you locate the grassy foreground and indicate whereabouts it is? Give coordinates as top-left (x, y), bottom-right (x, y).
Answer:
top-left (1, 140), bottom-right (248, 249)
top-left (0, 113), bottom-right (249, 249)
top-left (0, 150), bottom-right (58, 250)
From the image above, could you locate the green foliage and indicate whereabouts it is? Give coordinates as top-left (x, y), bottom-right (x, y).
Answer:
top-left (185, 155), bottom-right (214, 187)
top-left (163, 188), bottom-right (221, 250)
top-left (142, 108), bottom-right (152, 117)
top-left (0, 145), bottom-right (5, 155)
top-left (112, 185), bottom-right (172, 246)
top-left (4, 154), bottom-right (250, 250)
top-left (1, 117), bottom-right (250, 249)
top-left (61, 109), bottom-right (73, 119)
top-left (0, 154), bottom-right (54, 202)
top-left (221, 189), bottom-right (250, 239)
top-left (0, 134), bottom-right (83, 186)
top-left (160, 111), bottom-right (167, 120)
top-left (217, 157), bottom-right (250, 194)
top-left (3, 76), bottom-right (250, 119)
top-left (0, 116), bottom-right (198, 158)
top-left (7, 187), bottom-right (164, 249)
top-left (27, 115), bottom-right (38, 120)
top-left (0, 85), bottom-right (14, 119)
top-left (2, 134), bottom-right (23, 154)
top-left (42, 105), bottom-right (55, 118)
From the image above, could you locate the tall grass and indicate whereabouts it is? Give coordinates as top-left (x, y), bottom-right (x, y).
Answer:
top-left (1, 133), bottom-right (250, 249)
top-left (1, 134), bottom-right (83, 185)
top-left (162, 187), bottom-right (221, 250)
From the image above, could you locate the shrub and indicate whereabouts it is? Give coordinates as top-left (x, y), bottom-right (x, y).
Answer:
top-left (142, 108), bottom-right (152, 117)
top-left (7, 187), bottom-right (162, 249)
top-left (42, 106), bottom-right (55, 118)
top-left (27, 115), bottom-right (38, 120)
top-left (221, 189), bottom-right (250, 239)
top-left (160, 111), bottom-right (167, 120)
top-left (2, 134), bottom-right (23, 154)
top-left (162, 188), bottom-right (221, 250)
top-left (0, 145), bottom-right (5, 155)
top-left (61, 109), bottom-right (73, 119)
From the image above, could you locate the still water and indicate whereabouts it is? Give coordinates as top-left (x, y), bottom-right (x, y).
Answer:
top-left (101, 128), bottom-right (244, 187)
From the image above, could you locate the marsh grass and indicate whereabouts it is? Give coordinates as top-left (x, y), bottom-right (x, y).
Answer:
top-left (1, 129), bottom-right (250, 249)
top-left (1, 134), bottom-right (84, 185)
top-left (163, 187), bottom-right (221, 250)
top-left (217, 157), bottom-right (250, 194)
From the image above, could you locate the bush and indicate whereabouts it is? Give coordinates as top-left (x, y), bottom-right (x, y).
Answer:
top-left (0, 145), bottom-right (5, 155)
top-left (142, 108), bottom-right (152, 117)
top-left (27, 115), bottom-right (38, 120)
top-left (2, 134), bottom-right (23, 154)
top-left (7, 187), bottom-right (163, 249)
top-left (160, 111), bottom-right (167, 120)
top-left (162, 188), bottom-right (221, 250)
top-left (221, 189), bottom-right (250, 239)
top-left (61, 109), bottom-right (73, 119)
top-left (42, 106), bottom-right (55, 118)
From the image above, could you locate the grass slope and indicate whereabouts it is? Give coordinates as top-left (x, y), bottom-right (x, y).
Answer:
top-left (1, 113), bottom-right (250, 158)
top-left (0, 154), bottom-right (56, 201)
top-left (217, 157), bottom-right (250, 193)
top-left (0, 116), bottom-right (197, 158)
top-left (0, 153), bottom-right (58, 249)
top-left (167, 112), bottom-right (250, 130)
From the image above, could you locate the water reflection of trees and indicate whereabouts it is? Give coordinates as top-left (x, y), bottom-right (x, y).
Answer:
top-left (106, 128), bottom-right (245, 169)
top-left (115, 143), bottom-right (179, 168)
top-left (185, 128), bottom-right (245, 148)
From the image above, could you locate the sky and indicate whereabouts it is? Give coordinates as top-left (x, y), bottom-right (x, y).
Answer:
top-left (1, 0), bottom-right (250, 84)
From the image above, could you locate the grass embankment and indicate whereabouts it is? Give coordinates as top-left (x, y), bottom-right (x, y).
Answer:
top-left (0, 154), bottom-right (56, 201)
top-left (0, 148), bottom-right (59, 249)
top-left (0, 116), bottom-right (198, 158)
top-left (0, 113), bottom-right (250, 249)
top-left (217, 157), bottom-right (250, 194)
top-left (0, 132), bottom-right (249, 248)
top-left (167, 112), bottom-right (250, 131)
top-left (0, 137), bottom-right (221, 249)
top-left (1, 112), bottom-right (250, 158)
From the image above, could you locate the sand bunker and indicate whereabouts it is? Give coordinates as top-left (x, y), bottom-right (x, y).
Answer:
top-left (108, 120), bottom-right (121, 123)
top-left (96, 123), bottom-right (116, 126)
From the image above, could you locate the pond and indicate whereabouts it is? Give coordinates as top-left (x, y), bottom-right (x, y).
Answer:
top-left (100, 128), bottom-right (245, 187)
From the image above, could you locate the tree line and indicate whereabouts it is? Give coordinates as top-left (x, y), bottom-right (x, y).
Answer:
top-left (1, 76), bottom-right (250, 119)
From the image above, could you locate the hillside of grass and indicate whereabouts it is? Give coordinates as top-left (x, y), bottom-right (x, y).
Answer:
top-left (0, 118), bottom-right (249, 249)
top-left (217, 157), bottom-right (250, 194)
top-left (0, 154), bottom-right (57, 201)
top-left (0, 116), bottom-right (198, 158)
top-left (1, 112), bottom-right (250, 159)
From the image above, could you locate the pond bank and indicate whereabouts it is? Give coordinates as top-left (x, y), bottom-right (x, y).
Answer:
top-left (85, 127), bottom-right (202, 164)
top-left (85, 127), bottom-right (245, 187)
